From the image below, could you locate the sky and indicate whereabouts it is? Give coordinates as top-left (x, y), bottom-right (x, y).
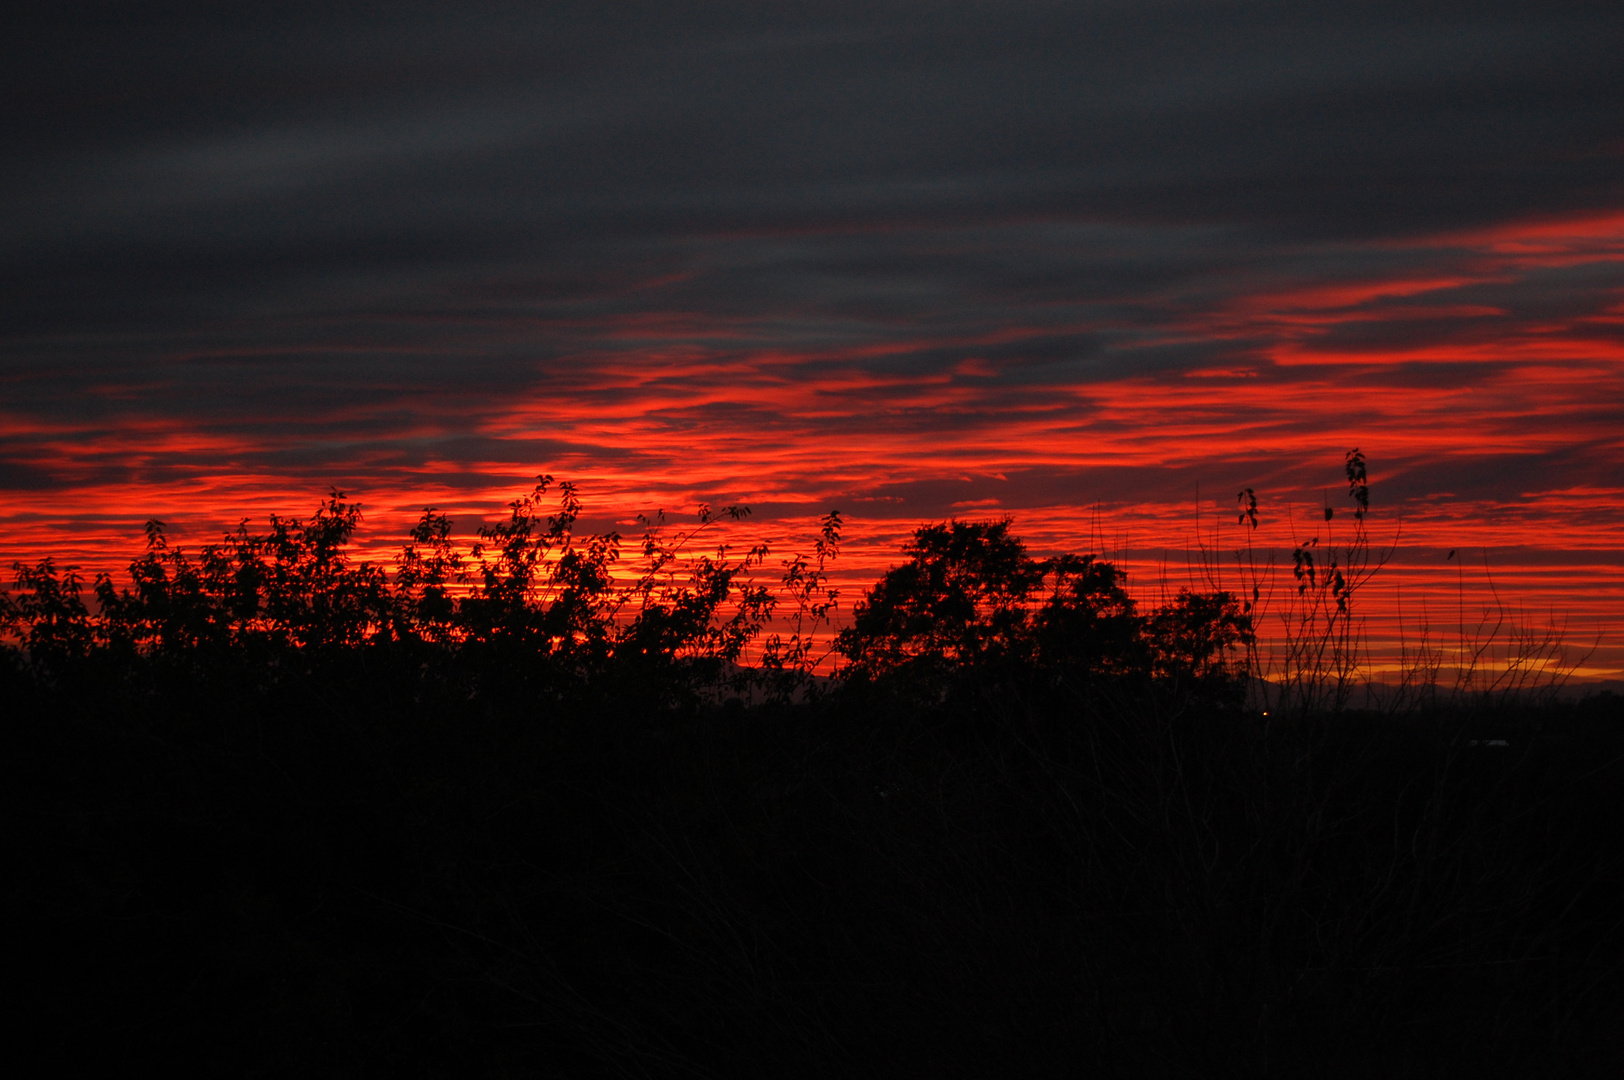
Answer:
top-left (4, 2), bottom-right (1624, 677)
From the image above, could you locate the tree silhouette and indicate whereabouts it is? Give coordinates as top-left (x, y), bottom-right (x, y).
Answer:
top-left (835, 519), bottom-right (1046, 689)
top-left (4, 557), bottom-right (92, 680)
top-left (5, 480), bottom-right (1261, 709)
top-left (1144, 587), bottom-right (1252, 699)
top-left (1034, 553), bottom-right (1147, 688)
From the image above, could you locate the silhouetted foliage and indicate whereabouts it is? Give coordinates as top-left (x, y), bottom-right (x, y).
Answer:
top-left (759, 509), bottom-right (844, 702)
top-left (835, 517), bottom-right (1249, 704)
top-left (1144, 587), bottom-right (1252, 698)
top-left (1, 481), bottom-right (807, 709)
top-left (4, 481), bottom-right (1253, 709)
top-left (4, 557), bottom-right (92, 679)
top-left (4, 469), bottom-right (1620, 1078)
top-left (1034, 553), bottom-right (1147, 686)
top-left (836, 519), bottom-right (1048, 689)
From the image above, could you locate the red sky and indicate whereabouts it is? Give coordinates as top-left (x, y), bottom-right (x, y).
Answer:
top-left (5, 209), bottom-right (1621, 679)
top-left (4, 4), bottom-right (1623, 681)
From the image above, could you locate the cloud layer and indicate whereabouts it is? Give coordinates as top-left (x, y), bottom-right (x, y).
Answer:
top-left (3, 2), bottom-right (1622, 670)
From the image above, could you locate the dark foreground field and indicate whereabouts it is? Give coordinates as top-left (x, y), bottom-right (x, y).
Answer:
top-left (7, 671), bottom-right (1622, 1078)
top-left (5, 487), bottom-right (1622, 1075)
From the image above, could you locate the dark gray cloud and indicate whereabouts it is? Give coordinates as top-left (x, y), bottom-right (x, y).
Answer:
top-left (2, 1), bottom-right (1622, 531)
top-left (7, 3), bottom-right (1621, 289)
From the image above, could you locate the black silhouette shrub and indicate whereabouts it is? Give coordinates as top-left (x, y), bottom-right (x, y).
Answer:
top-left (4, 470), bottom-right (1620, 1078)
top-left (834, 517), bottom-right (1250, 706)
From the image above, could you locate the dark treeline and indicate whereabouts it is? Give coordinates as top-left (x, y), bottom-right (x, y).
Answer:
top-left (0, 476), bottom-right (1251, 710)
top-left (5, 479), bottom-right (1622, 1077)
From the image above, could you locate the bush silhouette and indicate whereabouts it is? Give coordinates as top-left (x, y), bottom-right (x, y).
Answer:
top-left (1143, 586), bottom-right (1251, 700)
top-left (835, 519), bottom-right (1047, 689)
top-left (1033, 553), bottom-right (1147, 687)
top-left (4, 481), bottom-right (1257, 709)
top-left (834, 517), bottom-right (1250, 704)
top-left (4, 465), bottom-right (1621, 1078)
